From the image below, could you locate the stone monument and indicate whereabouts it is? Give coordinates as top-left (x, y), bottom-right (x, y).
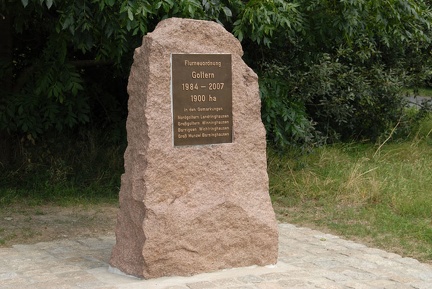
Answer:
top-left (109, 17), bottom-right (278, 279)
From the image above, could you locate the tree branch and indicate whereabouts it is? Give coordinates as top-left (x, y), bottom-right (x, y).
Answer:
top-left (70, 59), bottom-right (114, 67)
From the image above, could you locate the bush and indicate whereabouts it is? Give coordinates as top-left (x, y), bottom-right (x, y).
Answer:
top-left (0, 129), bottom-right (125, 204)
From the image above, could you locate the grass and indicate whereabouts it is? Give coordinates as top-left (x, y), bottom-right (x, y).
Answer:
top-left (269, 116), bottom-right (432, 263)
top-left (1, 116), bottom-right (432, 264)
top-left (404, 87), bottom-right (432, 97)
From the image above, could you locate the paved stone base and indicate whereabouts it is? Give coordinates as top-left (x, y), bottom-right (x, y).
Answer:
top-left (1, 224), bottom-right (432, 288)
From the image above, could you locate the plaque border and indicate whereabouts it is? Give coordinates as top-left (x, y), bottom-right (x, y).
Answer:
top-left (170, 53), bottom-right (233, 147)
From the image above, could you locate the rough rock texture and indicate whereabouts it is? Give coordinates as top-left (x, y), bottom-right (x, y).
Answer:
top-left (109, 18), bottom-right (278, 279)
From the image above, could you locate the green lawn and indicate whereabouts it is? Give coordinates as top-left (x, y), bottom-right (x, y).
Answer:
top-left (269, 117), bottom-right (432, 263)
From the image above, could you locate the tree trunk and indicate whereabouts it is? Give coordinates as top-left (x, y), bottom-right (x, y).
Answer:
top-left (0, 132), bottom-right (12, 167)
top-left (0, 14), bottom-right (13, 167)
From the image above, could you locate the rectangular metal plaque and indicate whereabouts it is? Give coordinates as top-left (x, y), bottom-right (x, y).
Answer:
top-left (171, 54), bottom-right (232, 146)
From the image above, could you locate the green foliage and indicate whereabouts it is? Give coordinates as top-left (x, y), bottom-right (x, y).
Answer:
top-left (1, 61), bottom-right (89, 137)
top-left (2, 0), bottom-right (432, 155)
top-left (241, 0), bottom-right (432, 148)
top-left (232, 0), bottom-right (303, 46)
top-left (0, 0), bottom-right (233, 140)
top-left (0, 129), bottom-right (124, 204)
top-left (259, 62), bottom-right (323, 150)
top-left (298, 54), bottom-right (408, 142)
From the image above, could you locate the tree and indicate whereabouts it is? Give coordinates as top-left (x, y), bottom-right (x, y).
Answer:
top-left (241, 0), bottom-right (432, 147)
top-left (0, 13), bottom-right (13, 165)
top-left (0, 0), bottom-right (234, 165)
top-left (1, 0), bottom-right (432, 164)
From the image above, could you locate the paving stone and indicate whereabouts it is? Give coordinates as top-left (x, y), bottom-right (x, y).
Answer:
top-left (313, 259), bottom-right (344, 269)
top-left (211, 277), bottom-right (243, 286)
top-left (186, 281), bottom-right (216, 289)
top-left (258, 273), bottom-right (286, 281)
top-left (388, 274), bottom-right (419, 283)
top-left (237, 275), bottom-right (264, 284)
top-left (0, 224), bottom-right (432, 289)
top-left (310, 278), bottom-right (347, 289)
top-left (368, 280), bottom-right (413, 288)
top-left (340, 281), bottom-right (377, 289)
top-left (255, 282), bottom-right (287, 289)
top-left (409, 281), bottom-right (432, 289)
top-left (404, 269), bottom-right (432, 281)
top-left (0, 272), bottom-right (19, 280)
top-left (320, 271), bottom-right (351, 282)
top-left (277, 279), bottom-right (312, 287)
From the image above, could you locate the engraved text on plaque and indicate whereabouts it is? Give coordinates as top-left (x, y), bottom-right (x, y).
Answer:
top-left (172, 54), bottom-right (232, 146)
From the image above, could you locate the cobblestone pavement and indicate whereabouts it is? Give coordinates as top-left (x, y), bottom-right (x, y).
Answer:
top-left (1, 223), bottom-right (432, 289)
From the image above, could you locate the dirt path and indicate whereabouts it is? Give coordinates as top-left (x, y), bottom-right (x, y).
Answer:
top-left (0, 203), bottom-right (118, 247)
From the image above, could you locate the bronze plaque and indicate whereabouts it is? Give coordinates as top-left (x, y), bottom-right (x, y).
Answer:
top-left (172, 54), bottom-right (232, 146)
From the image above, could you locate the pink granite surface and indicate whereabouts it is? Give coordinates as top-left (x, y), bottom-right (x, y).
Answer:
top-left (109, 18), bottom-right (278, 279)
